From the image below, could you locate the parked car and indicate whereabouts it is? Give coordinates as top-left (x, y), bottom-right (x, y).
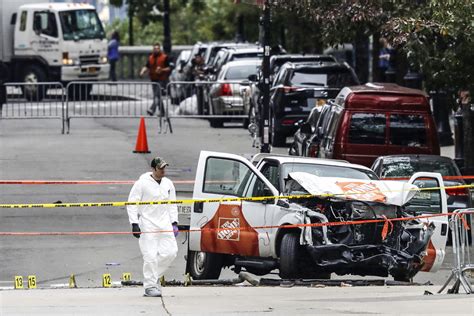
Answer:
top-left (308, 83), bottom-right (440, 167)
top-left (169, 49), bottom-right (191, 104)
top-left (208, 47), bottom-right (263, 80)
top-left (269, 61), bottom-right (359, 147)
top-left (371, 154), bottom-right (473, 243)
top-left (207, 59), bottom-right (261, 127)
top-left (243, 54), bottom-right (338, 135)
top-left (288, 104), bottom-right (327, 156)
top-left (204, 42), bottom-right (258, 67)
top-left (186, 151), bottom-right (449, 281)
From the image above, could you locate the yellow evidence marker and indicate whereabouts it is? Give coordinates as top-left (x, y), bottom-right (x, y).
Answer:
top-left (28, 275), bottom-right (37, 289)
top-left (122, 273), bottom-right (131, 281)
top-left (102, 273), bottom-right (112, 288)
top-left (14, 276), bottom-right (23, 289)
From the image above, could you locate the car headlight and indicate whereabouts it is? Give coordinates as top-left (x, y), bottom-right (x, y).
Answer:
top-left (100, 56), bottom-right (108, 64)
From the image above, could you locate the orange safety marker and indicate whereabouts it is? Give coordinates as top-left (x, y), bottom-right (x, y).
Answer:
top-left (133, 117), bottom-right (151, 154)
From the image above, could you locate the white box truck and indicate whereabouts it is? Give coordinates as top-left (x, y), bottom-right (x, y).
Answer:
top-left (0, 0), bottom-right (110, 100)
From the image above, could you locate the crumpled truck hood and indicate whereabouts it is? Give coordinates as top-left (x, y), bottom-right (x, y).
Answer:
top-left (288, 172), bottom-right (419, 206)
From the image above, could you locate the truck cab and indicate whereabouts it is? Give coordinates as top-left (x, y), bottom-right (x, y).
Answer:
top-left (0, 1), bottom-right (109, 100)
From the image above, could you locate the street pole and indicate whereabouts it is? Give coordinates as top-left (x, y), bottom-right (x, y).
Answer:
top-left (259, 0), bottom-right (271, 153)
top-left (128, 0), bottom-right (134, 78)
top-left (163, 0), bottom-right (171, 54)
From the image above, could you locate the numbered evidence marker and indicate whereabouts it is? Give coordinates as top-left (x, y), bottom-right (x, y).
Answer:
top-left (122, 273), bottom-right (131, 281)
top-left (14, 276), bottom-right (24, 289)
top-left (28, 275), bottom-right (37, 289)
top-left (102, 273), bottom-right (112, 288)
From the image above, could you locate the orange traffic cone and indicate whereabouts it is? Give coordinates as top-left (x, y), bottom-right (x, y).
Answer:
top-left (133, 117), bottom-right (151, 153)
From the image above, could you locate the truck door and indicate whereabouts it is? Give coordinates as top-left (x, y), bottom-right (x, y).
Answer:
top-left (405, 172), bottom-right (448, 272)
top-left (189, 151), bottom-right (279, 257)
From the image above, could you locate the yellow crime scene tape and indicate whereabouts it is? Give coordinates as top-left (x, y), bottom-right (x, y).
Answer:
top-left (0, 184), bottom-right (472, 209)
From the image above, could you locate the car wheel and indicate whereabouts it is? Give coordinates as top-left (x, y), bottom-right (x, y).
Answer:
top-left (187, 250), bottom-right (223, 280)
top-left (279, 233), bottom-right (301, 279)
top-left (209, 118), bottom-right (224, 128)
top-left (23, 65), bottom-right (46, 101)
top-left (271, 113), bottom-right (286, 147)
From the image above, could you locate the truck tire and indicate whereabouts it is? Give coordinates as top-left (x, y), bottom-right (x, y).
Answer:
top-left (279, 233), bottom-right (301, 279)
top-left (23, 65), bottom-right (46, 101)
top-left (187, 250), bottom-right (223, 280)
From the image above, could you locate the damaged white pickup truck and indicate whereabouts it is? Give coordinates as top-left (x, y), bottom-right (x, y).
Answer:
top-left (186, 151), bottom-right (448, 281)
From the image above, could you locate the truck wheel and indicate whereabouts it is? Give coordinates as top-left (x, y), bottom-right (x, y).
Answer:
top-left (187, 250), bottom-right (223, 280)
top-left (279, 233), bottom-right (301, 279)
top-left (23, 65), bottom-right (46, 101)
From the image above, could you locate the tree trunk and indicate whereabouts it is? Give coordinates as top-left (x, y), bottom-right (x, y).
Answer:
top-left (163, 0), bottom-right (172, 54)
top-left (463, 103), bottom-right (474, 177)
top-left (354, 30), bottom-right (369, 83)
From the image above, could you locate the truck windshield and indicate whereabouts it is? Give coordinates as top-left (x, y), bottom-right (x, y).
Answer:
top-left (59, 10), bottom-right (105, 41)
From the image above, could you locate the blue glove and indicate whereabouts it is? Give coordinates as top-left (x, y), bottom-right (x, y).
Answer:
top-left (172, 223), bottom-right (179, 237)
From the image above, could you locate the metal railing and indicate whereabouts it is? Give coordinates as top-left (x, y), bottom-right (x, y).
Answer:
top-left (1, 82), bottom-right (65, 133)
top-left (165, 80), bottom-right (251, 128)
top-left (64, 81), bottom-right (164, 133)
top-left (439, 208), bottom-right (474, 294)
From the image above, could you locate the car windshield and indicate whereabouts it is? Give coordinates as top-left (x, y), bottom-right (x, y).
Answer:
top-left (225, 64), bottom-right (259, 80)
top-left (281, 163), bottom-right (378, 190)
top-left (59, 10), bottom-right (105, 41)
top-left (380, 157), bottom-right (458, 178)
top-left (290, 69), bottom-right (356, 88)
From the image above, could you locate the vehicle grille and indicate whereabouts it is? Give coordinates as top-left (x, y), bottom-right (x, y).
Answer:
top-left (79, 55), bottom-right (99, 65)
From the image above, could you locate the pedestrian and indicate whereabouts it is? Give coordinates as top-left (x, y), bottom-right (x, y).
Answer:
top-left (108, 31), bottom-right (120, 82)
top-left (127, 157), bottom-right (179, 297)
top-left (140, 42), bottom-right (171, 116)
top-left (378, 37), bottom-right (395, 82)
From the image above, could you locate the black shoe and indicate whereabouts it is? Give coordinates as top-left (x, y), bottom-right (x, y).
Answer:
top-left (147, 110), bottom-right (154, 116)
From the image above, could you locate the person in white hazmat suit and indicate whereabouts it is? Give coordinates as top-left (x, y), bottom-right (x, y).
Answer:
top-left (127, 157), bottom-right (179, 297)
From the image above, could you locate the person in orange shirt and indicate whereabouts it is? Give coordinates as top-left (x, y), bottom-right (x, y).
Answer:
top-left (140, 42), bottom-right (171, 116)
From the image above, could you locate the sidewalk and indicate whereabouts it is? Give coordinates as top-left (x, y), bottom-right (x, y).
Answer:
top-left (1, 285), bottom-right (473, 315)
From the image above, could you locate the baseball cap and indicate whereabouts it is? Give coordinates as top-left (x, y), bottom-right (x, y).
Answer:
top-left (151, 157), bottom-right (169, 169)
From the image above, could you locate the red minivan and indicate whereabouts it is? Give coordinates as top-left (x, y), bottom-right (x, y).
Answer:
top-left (316, 83), bottom-right (440, 167)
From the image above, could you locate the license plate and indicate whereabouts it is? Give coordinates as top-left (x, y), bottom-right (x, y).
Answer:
top-left (178, 205), bottom-right (192, 214)
top-left (87, 67), bottom-right (98, 74)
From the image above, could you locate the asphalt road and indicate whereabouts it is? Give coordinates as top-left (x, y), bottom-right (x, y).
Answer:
top-left (0, 115), bottom-right (470, 290)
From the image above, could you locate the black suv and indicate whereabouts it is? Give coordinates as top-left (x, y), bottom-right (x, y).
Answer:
top-left (269, 61), bottom-right (359, 147)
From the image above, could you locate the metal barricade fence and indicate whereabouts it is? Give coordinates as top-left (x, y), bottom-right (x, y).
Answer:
top-left (1, 82), bottom-right (65, 134)
top-left (166, 80), bottom-right (251, 128)
top-left (439, 208), bottom-right (474, 294)
top-left (65, 81), bottom-right (164, 133)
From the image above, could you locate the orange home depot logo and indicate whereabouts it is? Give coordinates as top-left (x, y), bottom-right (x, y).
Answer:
top-left (336, 181), bottom-right (387, 203)
top-left (217, 218), bottom-right (240, 241)
top-left (201, 204), bottom-right (259, 257)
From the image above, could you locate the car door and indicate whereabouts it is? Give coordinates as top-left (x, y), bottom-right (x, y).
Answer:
top-left (189, 151), bottom-right (279, 258)
top-left (405, 172), bottom-right (448, 272)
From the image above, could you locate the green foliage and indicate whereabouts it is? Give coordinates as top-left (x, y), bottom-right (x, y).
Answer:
top-left (107, 0), bottom-right (260, 45)
top-left (272, 0), bottom-right (474, 93)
